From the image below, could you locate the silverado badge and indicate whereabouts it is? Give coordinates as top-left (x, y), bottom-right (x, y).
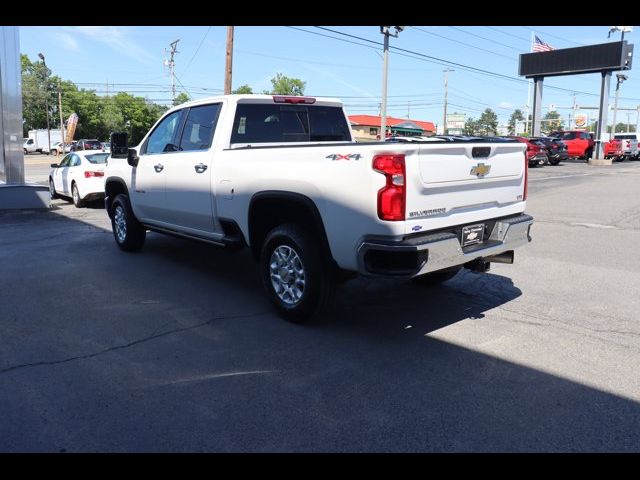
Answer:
top-left (470, 163), bottom-right (491, 178)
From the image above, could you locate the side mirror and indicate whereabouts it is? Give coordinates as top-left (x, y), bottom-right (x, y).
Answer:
top-left (50, 163), bottom-right (58, 168)
top-left (127, 148), bottom-right (139, 168)
top-left (110, 131), bottom-right (129, 159)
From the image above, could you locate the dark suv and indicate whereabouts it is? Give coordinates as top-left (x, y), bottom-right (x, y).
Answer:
top-left (73, 139), bottom-right (103, 151)
top-left (530, 137), bottom-right (568, 165)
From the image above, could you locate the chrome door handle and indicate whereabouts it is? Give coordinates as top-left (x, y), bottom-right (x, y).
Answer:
top-left (154, 164), bottom-right (164, 173)
top-left (194, 163), bottom-right (208, 173)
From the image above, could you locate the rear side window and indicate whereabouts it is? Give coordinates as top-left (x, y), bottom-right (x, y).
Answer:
top-left (178, 104), bottom-right (221, 151)
top-left (562, 133), bottom-right (576, 140)
top-left (231, 104), bottom-right (350, 144)
top-left (614, 134), bottom-right (636, 140)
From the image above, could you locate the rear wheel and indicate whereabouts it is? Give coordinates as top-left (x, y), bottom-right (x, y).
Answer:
top-left (259, 223), bottom-right (335, 323)
top-left (412, 266), bottom-right (462, 285)
top-left (549, 157), bottom-right (561, 166)
top-left (110, 194), bottom-right (146, 252)
top-left (71, 182), bottom-right (84, 208)
top-left (49, 178), bottom-right (59, 200)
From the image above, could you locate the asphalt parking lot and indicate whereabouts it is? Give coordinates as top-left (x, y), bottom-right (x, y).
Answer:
top-left (1, 158), bottom-right (640, 452)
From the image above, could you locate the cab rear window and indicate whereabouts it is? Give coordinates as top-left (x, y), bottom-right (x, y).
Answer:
top-left (231, 104), bottom-right (350, 144)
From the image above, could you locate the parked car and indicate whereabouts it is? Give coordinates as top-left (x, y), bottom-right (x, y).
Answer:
top-left (611, 132), bottom-right (639, 161)
top-left (529, 137), bottom-right (568, 166)
top-left (604, 138), bottom-right (624, 162)
top-left (50, 142), bottom-right (73, 156)
top-left (509, 136), bottom-right (548, 167)
top-left (73, 139), bottom-right (103, 151)
top-left (548, 130), bottom-right (594, 159)
top-left (49, 151), bottom-right (109, 207)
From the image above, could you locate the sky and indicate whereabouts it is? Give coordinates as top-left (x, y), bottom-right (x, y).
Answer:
top-left (18, 25), bottom-right (640, 128)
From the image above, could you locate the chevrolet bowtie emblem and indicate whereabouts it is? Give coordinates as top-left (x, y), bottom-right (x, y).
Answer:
top-left (470, 163), bottom-right (491, 178)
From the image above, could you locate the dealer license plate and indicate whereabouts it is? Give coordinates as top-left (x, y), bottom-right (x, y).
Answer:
top-left (461, 224), bottom-right (485, 247)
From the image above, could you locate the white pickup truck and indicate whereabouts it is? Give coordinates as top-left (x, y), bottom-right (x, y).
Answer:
top-left (105, 94), bottom-right (533, 322)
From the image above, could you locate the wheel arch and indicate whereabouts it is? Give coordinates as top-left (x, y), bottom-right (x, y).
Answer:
top-left (248, 191), bottom-right (334, 264)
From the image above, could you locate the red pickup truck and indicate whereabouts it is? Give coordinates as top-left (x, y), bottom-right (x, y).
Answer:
top-left (549, 131), bottom-right (594, 159)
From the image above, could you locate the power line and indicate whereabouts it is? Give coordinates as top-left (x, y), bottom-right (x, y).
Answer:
top-left (411, 26), bottom-right (516, 60)
top-left (521, 26), bottom-right (585, 46)
top-left (446, 26), bottom-right (523, 52)
top-left (483, 26), bottom-right (531, 44)
top-left (182, 26), bottom-right (212, 75)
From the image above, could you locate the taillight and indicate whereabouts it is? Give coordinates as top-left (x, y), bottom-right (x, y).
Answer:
top-left (84, 171), bottom-right (104, 178)
top-left (373, 154), bottom-right (405, 221)
top-left (523, 151), bottom-right (528, 201)
top-left (272, 95), bottom-right (316, 104)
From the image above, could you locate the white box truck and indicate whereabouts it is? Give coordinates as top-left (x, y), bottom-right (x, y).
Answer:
top-left (24, 129), bottom-right (62, 154)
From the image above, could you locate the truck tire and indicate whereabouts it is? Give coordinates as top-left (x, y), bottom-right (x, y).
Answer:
top-left (259, 223), bottom-right (335, 323)
top-left (110, 194), bottom-right (146, 252)
top-left (412, 266), bottom-right (462, 285)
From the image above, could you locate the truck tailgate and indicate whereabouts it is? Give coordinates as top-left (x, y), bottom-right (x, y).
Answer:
top-left (404, 142), bottom-right (527, 232)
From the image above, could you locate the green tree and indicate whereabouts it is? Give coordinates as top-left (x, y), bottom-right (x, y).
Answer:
top-left (232, 84), bottom-right (253, 94)
top-left (21, 54), bottom-right (57, 136)
top-left (542, 110), bottom-right (563, 134)
top-left (173, 92), bottom-right (190, 106)
top-left (21, 54), bottom-right (168, 143)
top-left (264, 73), bottom-right (306, 95)
top-left (463, 117), bottom-right (478, 135)
top-left (508, 109), bottom-right (524, 135)
top-left (476, 108), bottom-right (498, 136)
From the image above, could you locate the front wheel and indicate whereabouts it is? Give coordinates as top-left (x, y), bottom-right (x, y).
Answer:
top-left (549, 157), bottom-right (561, 166)
top-left (110, 194), bottom-right (146, 252)
top-left (259, 223), bottom-right (335, 323)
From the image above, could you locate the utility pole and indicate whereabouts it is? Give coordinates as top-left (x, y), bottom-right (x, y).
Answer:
top-left (38, 53), bottom-right (51, 154)
top-left (626, 112), bottom-right (632, 132)
top-left (443, 68), bottom-right (453, 135)
top-left (525, 31), bottom-right (534, 135)
top-left (571, 93), bottom-right (577, 128)
top-left (166, 39), bottom-right (180, 103)
top-left (611, 73), bottom-right (627, 136)
top-left (58, 79), bottom-right (65, 148)
top-left (407, 100), bottom-right (411, 119)
top-left (379, 26), bottom-right (404, 141)
top-left (224, 26), bottom-right (234, 95)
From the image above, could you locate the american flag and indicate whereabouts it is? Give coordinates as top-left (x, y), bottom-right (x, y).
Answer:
top-left (533, 35), bottom-right (554, 52)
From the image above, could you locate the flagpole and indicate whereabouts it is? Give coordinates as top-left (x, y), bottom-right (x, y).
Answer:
top-left (525, 31), bottom-right (534, 135)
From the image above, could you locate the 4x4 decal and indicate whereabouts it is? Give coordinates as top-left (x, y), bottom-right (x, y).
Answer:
top-left (326, 154), bottom-right (362, 161)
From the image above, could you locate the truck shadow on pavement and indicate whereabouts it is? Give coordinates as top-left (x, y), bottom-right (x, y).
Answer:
top-left (1, 209), bottom-right (639, 452)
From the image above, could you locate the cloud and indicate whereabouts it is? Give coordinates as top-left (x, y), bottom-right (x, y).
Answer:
top-left (51, 31), bottom-right (80, 52)
top-left (498, 101), bottom-right (514, 109)
top-left (63, 26), bottom-right (154, 63)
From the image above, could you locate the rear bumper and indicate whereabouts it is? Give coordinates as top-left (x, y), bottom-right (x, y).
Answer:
top-left (357, 213), bottom-right (533, 278)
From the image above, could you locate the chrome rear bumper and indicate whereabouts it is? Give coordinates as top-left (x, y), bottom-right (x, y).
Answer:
top-left (357, 214), bottom-right (533, 277)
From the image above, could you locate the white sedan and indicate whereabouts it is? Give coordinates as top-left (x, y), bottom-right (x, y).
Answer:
top-left (49, 150), bottom-right (109, 207)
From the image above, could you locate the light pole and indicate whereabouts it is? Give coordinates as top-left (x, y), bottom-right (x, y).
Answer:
top-left (379, 26), bottom-right (404, 140)
top-left (610, 73), bottom-right (627, 136)
top-left (38, 53), bottom-right (51, 155)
